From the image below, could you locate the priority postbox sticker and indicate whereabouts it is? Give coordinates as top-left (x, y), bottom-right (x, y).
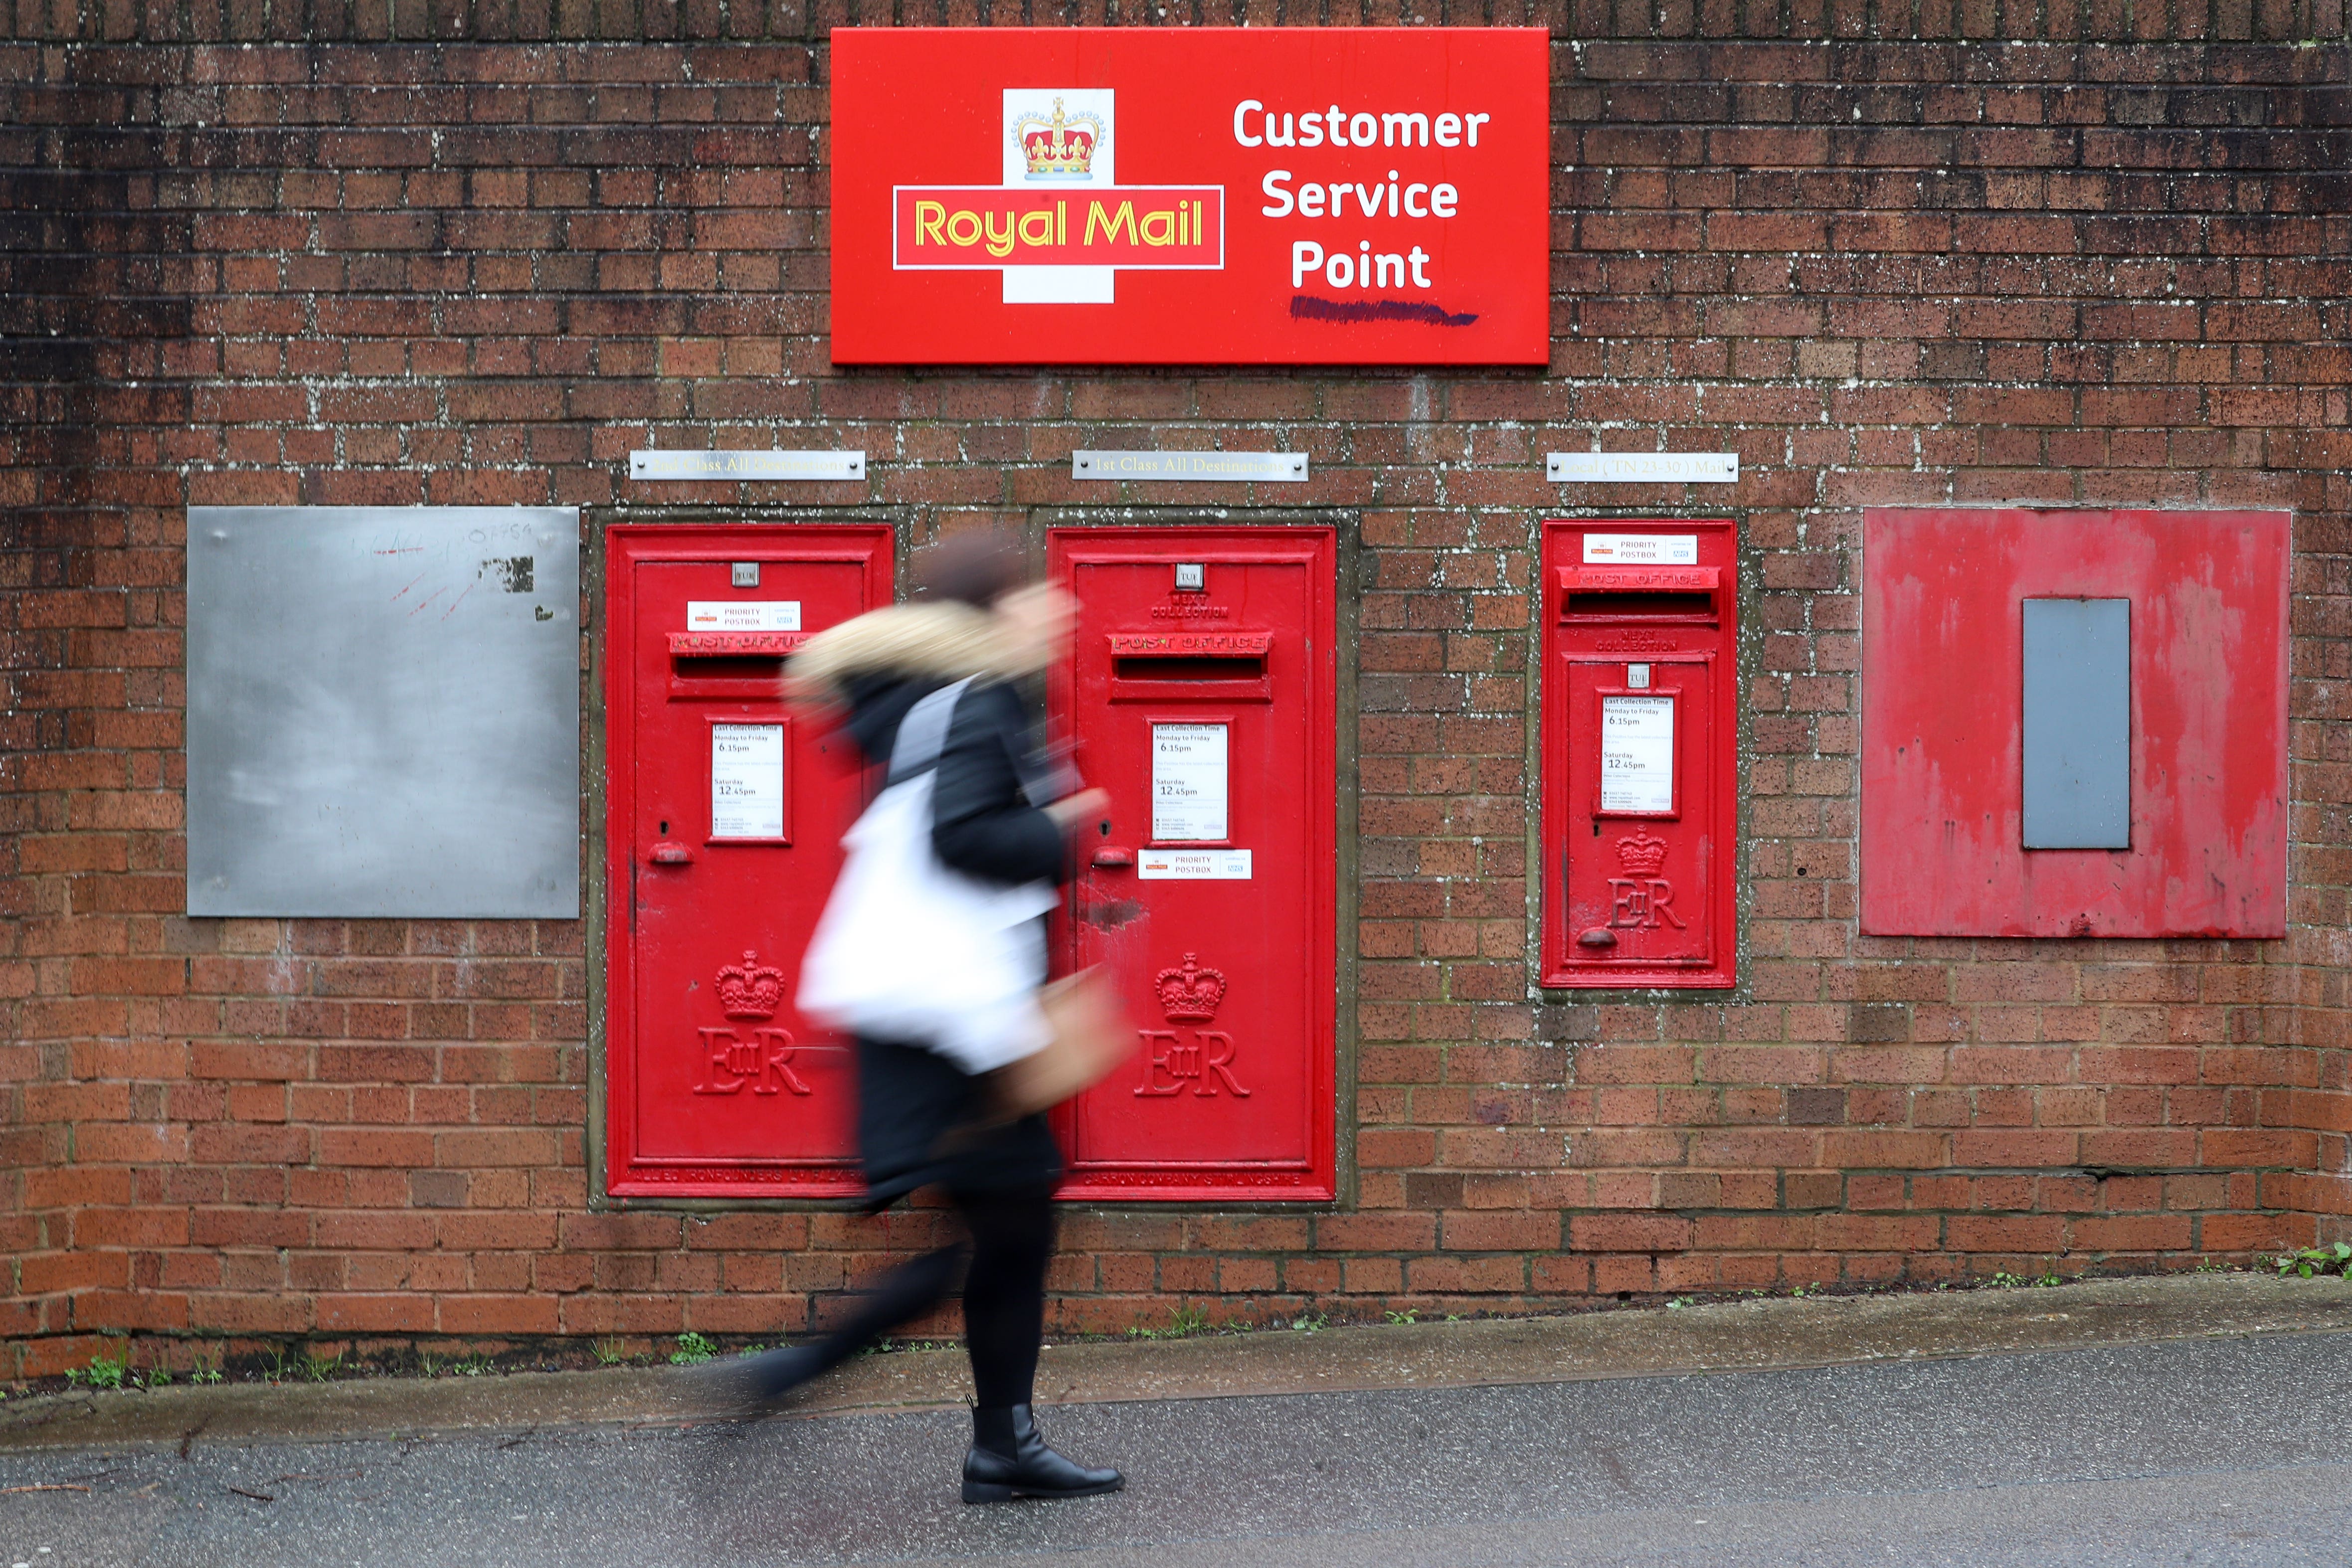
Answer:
top-left (1583, 535), bottom-right (1699, 565)
top-left (687, 601), bottom-right (801, 631)
top-left (1138, 849), bottom-right (1253, 879)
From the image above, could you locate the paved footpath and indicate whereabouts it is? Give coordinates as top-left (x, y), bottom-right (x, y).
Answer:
top-left (4, 1274), bottom-right (2351, 1567)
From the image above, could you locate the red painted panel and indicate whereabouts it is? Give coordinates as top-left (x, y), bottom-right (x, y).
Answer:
top-left (830, 28), bottom-right (1551, 365)
top-left (603, 525), bottom-right (892, 1198)
top-left (1540, 520), bottom-right (1740, 989)
top-left (1048, 528), bottom-right (1337, 1201)
top-left (1860, 508), bottom-right (2290, 938)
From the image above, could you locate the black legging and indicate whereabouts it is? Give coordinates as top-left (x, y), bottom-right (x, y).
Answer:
top-left (796, 1183), bottom-right (1056, 1409)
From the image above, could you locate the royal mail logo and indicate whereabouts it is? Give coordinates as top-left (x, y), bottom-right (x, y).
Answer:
top-left (893, 87), bottom-right (1225, 303)
top-left (893, 189), bottom-right (1224, 271)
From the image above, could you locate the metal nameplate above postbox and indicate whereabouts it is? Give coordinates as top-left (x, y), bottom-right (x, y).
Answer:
top-left (1072, 451), bottom-right (1309, 483)
top-left (1547, 452), bottom-right (1740, 485)
top-left (1540, 519), bottom-right (1740, 990)
top-left (629, 450), bottom-right (866, 482)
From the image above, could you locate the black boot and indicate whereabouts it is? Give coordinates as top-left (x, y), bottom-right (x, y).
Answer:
top-left (962, 1404), bottom-right (1125, 1503)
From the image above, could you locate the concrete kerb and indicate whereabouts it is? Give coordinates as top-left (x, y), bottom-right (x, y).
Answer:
top-left (4, 1271), bottom-right (2348, 1455)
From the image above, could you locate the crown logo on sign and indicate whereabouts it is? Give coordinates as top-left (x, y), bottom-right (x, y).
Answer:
top-left (1015, 98), bottom-right (1101, 180)
top-left (1615, 831), bottom-right (1670, 877)
top-left (716, 950), bottom-right (785, 1020)
top-left (1154, 953), bottom-right (1227, 1023)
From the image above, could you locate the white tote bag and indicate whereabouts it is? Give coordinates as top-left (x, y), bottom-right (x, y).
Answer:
top-left (797, 679), bottom-right (1059, 1074)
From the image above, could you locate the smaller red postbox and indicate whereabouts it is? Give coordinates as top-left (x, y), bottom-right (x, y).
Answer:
top-left (1541, 519), bottom-right (1738, 989)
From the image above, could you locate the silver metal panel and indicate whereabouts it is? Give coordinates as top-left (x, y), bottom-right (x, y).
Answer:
top-left (1548, 451), bottom-right (1740, 484)
top-left (1071, 450), bottom-right (1308, 482)
top-left (186, 507), bottom-right (581, 916)
top-left (629, 449), bottom-right (865, 481)
top-left (2021, 597), bottom-right (2131, 851)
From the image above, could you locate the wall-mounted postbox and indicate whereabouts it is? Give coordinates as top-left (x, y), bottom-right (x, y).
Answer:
top-left (603, 525), bottom-right (893, 1198)
top-left (1048, 527), bottom-right (1337, 1202)
top-left (1541, 519), bottom-right (1739, 989)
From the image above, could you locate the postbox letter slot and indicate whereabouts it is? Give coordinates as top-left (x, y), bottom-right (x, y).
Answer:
top-left (1564, 589), bottom-right (1715, 619)
top-left (672, 653), bottom-right (786, 682)
top-left (1556, 566), bottom-right (1721, 624)
top-left (1113, 653), bottom-right (1266, 683)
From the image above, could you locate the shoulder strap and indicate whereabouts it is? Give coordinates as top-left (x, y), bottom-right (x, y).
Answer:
top-left (1004, 725), bottom-right (1078, 807)
top-left (886, 677), bottom-right (975, 785)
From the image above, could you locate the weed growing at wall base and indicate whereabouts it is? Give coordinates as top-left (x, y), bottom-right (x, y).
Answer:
top-left (1125, 1306), bottom-right (1215, 1342)
top-left (2272, 1244), bottom-right (2352, 1279)
top-left (62, 1342), bottom-right (131, 1390)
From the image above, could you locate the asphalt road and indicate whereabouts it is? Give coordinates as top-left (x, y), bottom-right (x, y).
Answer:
top-left (4, 1329), bottom-right (2350, 1567)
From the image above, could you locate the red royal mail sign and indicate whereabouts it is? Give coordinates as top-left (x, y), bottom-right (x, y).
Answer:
top-left (830, 27), bottom-right (1551, 365)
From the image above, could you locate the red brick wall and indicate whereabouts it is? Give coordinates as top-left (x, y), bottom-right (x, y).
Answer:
top-left (5, 5), bottom-right (2351, 1377)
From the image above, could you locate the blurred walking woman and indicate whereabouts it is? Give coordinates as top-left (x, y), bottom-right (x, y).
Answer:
top-left (730, 529), bottom-right (1123, 1505)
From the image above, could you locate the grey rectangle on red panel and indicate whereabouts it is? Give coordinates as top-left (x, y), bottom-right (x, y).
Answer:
top-left (2021, 597), bottom-right (2131, 850)
top-left (186, 507), bottom-right (581, 916)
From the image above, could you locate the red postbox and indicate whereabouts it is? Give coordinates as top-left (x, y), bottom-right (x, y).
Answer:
top-left (1541, 519), bottom-right (1738, 989)
top-left (602, 525), bottom-right (893, 1197)
top-left (1048, 527), bottom-right (1337, 1201)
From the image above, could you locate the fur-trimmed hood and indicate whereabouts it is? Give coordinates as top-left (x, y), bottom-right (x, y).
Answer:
top-left (787, 601), bottom-right (1038, 709)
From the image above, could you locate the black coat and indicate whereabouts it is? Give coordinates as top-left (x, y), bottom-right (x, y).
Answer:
top-left (835, 671), bottom-right (1069, 1208)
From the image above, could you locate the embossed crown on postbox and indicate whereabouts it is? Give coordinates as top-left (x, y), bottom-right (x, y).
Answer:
top-left (715, 950), bottom-right (786, 1020)
top-left (1615, 829), bottom-right (1670, 877)
top-left (1154, 953), bottom-right (1226, 1022)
